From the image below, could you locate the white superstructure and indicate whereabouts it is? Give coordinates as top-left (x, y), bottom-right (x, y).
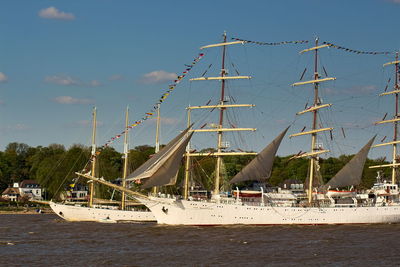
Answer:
top-left (134, 180), bottom-right (400, 225)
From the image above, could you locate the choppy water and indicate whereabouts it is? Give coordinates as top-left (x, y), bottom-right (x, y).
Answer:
top-left (1, 214), bottom-right (399, 266)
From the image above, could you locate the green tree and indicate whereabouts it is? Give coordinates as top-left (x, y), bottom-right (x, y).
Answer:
top-left (32, 144), bottom-right (66, 199)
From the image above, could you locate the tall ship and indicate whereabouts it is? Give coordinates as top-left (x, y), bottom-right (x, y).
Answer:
top-left (78, 35), bottom-right (400, 225)
top-left (50, 107), bottom-right (155, 223)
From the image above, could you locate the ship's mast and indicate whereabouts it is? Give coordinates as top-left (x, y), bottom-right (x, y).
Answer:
top-left (370, 52), bottom-right (400, 183)
top-left (152, 103), bottom-right (161, 195)
top-left (88, 107), bottom-right (97, 208)
top-left (187, 33), bottom-right (256, 199)
top-left (308, 38), bottom-right (320, 203)
top-left (291, 38), bottom-right (335, 203)
top-left (155, 103), bottom-right (161, 154)
top-left (393, 52), bottom-right (399, 183)
top-left (183, 107), bottom-right (191, 200)
top-left (214, 32), bottom-right (228, 196)
top-left (121, 107), bottom-right (129, 210)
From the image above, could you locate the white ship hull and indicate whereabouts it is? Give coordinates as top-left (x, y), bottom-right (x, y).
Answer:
top-left (136, 196), bottom-right (400, 225)
top-left (50, 201), bottom-right (155, 223)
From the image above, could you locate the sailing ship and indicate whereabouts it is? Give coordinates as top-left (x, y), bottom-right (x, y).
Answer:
top-left (78, 35), bottom-right (400, 225)
top-left (50, 107), bottom-right (155, 222)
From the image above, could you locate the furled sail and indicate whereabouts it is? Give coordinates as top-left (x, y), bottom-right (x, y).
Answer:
top-left (305, 160), bottom-right (324, 188)
top-left (141, 132), bottom-right (193, 189)
top-left (230, 126), bottom-right (289, 184)
top-left (323, 136), bottom-right (376, 189)
top-left (126, 126), bottom-right (192, 181)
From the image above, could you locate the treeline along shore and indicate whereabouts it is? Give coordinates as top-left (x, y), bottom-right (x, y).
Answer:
top-left (0, 142), bottom-right (391, 201)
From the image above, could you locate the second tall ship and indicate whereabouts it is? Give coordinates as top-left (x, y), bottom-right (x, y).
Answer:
top-left (50, 107), bottom-right (155, 223)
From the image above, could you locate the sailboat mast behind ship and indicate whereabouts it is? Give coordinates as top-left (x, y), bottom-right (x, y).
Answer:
top-left (152, 103), bottom-right (161, 195)
top-left (88, 107), bottom-right (97, 208)
top-left (370, 52), bottom-right (400, 183)
top-left (121, 107), bottom-right (129, 210)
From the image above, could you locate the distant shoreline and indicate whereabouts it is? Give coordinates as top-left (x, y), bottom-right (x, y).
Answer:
top-left (0, 211), bottom-right (42, 214)
top-left (0, 208), bottom-right (53, 215)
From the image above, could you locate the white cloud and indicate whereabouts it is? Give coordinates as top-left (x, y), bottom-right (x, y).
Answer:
top-left (109, 74), bottom-right (124, 81)
top-left (45, 75), bottom-right (80, 86)
top-left (54, 96), bottom-right (94, 105)
top-left (45, 75), bottom-right (102, 87)
top-left (140, 70), bottom-right (177, 84)
top-left (88, 80), bottom-right (102, 87)
top-left (38, 7), bottom-right (75, 20)
top-left (0, 72), bottom-right (8, 83)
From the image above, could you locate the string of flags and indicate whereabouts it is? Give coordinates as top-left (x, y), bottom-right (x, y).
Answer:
top-left (322, 41), bottom-right (392, 55)
top-left (97, 52), bottom-right (205, 153)
top-left (231, 37), bottom-right (392, 55)
top-left (231, 37), bottom-right (309, 46)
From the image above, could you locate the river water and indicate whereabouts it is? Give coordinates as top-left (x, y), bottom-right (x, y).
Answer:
top-left (0, 214), bottom-right (399, 266)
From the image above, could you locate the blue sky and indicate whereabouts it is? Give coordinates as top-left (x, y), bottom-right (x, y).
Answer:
top-left (1, 0), bottom-right (400, 159)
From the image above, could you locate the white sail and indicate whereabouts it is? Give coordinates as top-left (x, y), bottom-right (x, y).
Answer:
top-left (126, 126), bottom-right (192, 181)
top-left (141, 132), bottom-right (193, 189)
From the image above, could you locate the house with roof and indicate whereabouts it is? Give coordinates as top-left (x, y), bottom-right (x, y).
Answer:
top-left (1, 180), bottom-right (43, 202)
top-left (1, 185), bottom-right (21, 202)
top-left (19, 180), bottom-right (42, 200)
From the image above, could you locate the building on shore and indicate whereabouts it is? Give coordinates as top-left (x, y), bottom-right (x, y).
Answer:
top-left (65, 183), bottom-right (88, 202)
top-left (1, 180), bottom-right (43, 202)
top-left (1, 187), bottom-right (20, 202)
